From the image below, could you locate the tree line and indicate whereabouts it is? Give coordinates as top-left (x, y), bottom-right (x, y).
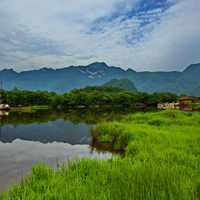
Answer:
top-left (1, 86), bottom-right (179, 108)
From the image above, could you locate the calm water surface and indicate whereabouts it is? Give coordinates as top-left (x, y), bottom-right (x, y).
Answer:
top-left (0, 108), bottom-right (133, 191)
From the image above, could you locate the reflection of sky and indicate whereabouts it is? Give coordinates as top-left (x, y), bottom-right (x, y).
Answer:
top-left (0, 140), bottom-right (111, 191)
top-left (0, 0), bottom-right (200, 71)
top-left (0, 119), bottom-right (92, 144)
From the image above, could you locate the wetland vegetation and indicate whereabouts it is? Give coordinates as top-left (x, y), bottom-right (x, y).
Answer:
top-left (1, 109), bottom-right (199, 199)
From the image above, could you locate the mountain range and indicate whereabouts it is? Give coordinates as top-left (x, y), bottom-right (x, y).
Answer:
top-left (0, 62), bottom-right (199, 95)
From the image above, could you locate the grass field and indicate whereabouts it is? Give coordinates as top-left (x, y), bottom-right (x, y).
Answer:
top-left (1, 110), bottom-right (199, 199)
top-left (189, 102), bottom-right (200, 110)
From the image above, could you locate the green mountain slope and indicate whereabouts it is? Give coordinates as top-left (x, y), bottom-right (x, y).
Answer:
top-left (159, 63), bottom-right (200, 95)
top-left (103, 78), bottom-right (137, 92)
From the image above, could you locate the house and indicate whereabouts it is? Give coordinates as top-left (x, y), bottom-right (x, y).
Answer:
top-left (178, 97), bottom-right (195, 111)
top-left (179, 97), bottom-right (195, 105)
top-left (157, 103), bottom-right (175, 110)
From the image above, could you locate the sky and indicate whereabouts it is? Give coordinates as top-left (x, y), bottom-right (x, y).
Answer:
top-left (0, 0), bottom-right (200, 72)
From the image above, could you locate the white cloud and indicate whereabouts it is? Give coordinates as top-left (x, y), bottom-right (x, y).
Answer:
top-left (0, 0), bottom-right (199, 71)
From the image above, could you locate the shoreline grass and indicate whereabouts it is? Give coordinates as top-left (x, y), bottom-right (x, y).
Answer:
top-left (189, 102), bottom-right (200, 110)
top-left (1, 110), bottom-right (199, 199)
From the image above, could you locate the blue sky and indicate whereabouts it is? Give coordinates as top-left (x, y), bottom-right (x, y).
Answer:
top-left (0, 0), bottom-right (200, 71)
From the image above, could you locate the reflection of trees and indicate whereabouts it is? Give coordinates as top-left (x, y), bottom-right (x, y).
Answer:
top-left (0, 108), bottom-right (151, 154)
top-left (1, 108), bottom-right (140, 127)
top-left (1, 110), bottom-right (59, 127)
top-left (61, 108), bottom-right (137, 124)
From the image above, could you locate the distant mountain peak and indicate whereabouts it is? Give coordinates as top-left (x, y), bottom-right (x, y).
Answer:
top-left (87, 62), bottom-right (108, 66)
top-left (183, 63), bottom-right (200, 73)
top-left (0, 68), bottom-right (15, 72)
top-left (0, 68), bottom-right (17, 76)
top-left (39, 67), bottom-right (53, 72)
top-left (86, 62), bottom-right (109, 71)
top-left (126, 68), bottom-right (137, 73)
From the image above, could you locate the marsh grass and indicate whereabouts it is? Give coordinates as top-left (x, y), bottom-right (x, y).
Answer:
top-left (1, 110), bottom-right (199, 199)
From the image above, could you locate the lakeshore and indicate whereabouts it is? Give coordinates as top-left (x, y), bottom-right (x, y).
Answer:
top-left (1, 109), bottom-right (199, 199)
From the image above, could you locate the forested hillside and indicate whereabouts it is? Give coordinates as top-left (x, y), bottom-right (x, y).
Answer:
top-left (103, 78), bottom-right (137, 92)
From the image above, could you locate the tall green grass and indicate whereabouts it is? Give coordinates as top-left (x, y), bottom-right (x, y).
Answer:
top-left (1, 110), bottom-right (199, 199)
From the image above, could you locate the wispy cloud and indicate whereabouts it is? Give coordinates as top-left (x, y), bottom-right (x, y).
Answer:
top-left (0, 0), bottom-right (199, 71)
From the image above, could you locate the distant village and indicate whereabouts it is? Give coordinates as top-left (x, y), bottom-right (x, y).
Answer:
top-left (157, 97), bottom-right (196, 111)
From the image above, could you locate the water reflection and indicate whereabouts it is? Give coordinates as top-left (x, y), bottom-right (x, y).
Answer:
top-left (0, 140), bottom-right (112, 191)
top-left (0, 108), bottom-right (136, 191)
top-left (0, 119), bottom-right (91, 144)
top-left (0, 111), bottom-right (9, 116)
top-left (0, 108), bottom-right (133, 145)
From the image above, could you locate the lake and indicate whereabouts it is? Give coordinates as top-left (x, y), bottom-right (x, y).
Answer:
top-left (0, 108), bottom-right (134, 191)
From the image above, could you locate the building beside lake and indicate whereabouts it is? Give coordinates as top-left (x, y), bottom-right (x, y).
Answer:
top-left (179, 97), bottom-right (195, 111)
top-left (157, 103), bottom-right (175, 109)
top-left (157, 97), bottom-right (195, 111)
top-left (179, 97), bottom-right (194, 106)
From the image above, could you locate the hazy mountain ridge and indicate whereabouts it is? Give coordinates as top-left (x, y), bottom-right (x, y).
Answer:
top-left (159, 63), bottom-right (200, 95)
top-left (0, 62), bottom-right (199, 95)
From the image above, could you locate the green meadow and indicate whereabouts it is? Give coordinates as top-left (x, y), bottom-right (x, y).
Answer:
top-left (1, 110), bottom-right (199, 200)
